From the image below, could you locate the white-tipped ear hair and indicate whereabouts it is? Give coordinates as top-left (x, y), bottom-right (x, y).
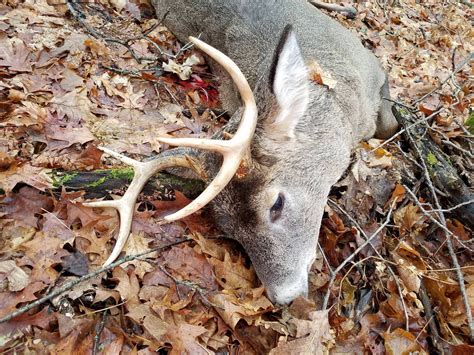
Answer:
top-left (268, 27), bottom-right (309, 139)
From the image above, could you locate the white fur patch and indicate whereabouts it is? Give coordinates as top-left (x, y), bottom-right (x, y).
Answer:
top-left (272, 31), bottom-right (309, 138)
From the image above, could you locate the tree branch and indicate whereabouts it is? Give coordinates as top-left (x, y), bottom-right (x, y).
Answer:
top-left (0, 239), bottom-right (192, 324)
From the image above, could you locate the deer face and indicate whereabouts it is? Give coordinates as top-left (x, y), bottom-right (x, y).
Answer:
top-left (212, 169), bottom-right (325, 304)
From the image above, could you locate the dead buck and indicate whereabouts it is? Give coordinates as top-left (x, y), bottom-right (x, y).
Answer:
top-left (85, 0), bottom-right (398, 305)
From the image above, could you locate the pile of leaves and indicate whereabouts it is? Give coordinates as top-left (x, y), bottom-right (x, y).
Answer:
top-left (0, 0), bottom-right (472, 353)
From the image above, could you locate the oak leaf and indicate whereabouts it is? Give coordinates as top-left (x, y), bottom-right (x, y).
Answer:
top-left (0, 260), bottom-right (29, 291)
top-left (0, 38), bottom-right (32, 72)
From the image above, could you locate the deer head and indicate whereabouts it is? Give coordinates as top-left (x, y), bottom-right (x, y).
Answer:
top-left (207, 29), bottom-right (353, 304)
top-left (85, 29), bottom-right (355, 305)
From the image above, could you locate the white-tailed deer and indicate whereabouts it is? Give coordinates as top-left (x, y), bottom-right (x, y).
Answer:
top-left (86, 0), bottom-right (398, 305)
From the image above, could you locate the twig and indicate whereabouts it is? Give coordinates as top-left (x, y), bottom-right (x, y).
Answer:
top-left (158, 266), bottom-right (221, 309)
top-left (404, 187), bottom-right (473, 250)
top-left (441, 139), bottom-right (474, 158)
top-left (428, 199), bottom-right (474, 214)
top-left (412, 52), bottom-right (473, 105)
top-left (308, 0), bottom-right (357, 19)
top-left (404, 124), bottom-right (474, 340)
top-left (328, 199), bottom-right (409, 330)
top-left (66, 0), bottom-right (159, 64)
top-left (66, 0), bottom-right (104, 41)
top-left (418, 280), bottom-right (447, 353)
top-left (92, 311), bottom-right (108, 355)
top-left (0, 239), bottom-right (192, 324)
top-left (318, 243), bottom-right (333, 274)
top-left (372, 108), bottom-right (443, 151)
top-left (322, 202), bottom-right (395, 310)
top-left (394, 141), bottom-right (423, 170)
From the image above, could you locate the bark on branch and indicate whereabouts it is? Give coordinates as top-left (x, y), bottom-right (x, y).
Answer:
top-left (393, 107), bottom-right (474, 229)
top-left (51, 168), bottom-right (205, 200)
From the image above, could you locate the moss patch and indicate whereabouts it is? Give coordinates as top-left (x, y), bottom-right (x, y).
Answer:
top-left (52, 172), bottom-right (78, 188)
top-left (109, 167), bottom-right (134, 181)
top-left (426, 152), bottom-right (438, 167)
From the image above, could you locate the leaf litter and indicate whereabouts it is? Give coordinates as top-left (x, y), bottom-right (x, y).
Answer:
top-left (0, 0), bottom-right (472, 353)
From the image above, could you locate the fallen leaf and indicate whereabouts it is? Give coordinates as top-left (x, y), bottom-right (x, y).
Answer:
top-left (308, 59), bottom-right (337, 89)
top-left (0, 260), bottom-right (29, 291)
top-left (0, 38), bottom-right (32, 72)
top-left (163, 55), bottom-right (200, 80)
top-left (270, 311), bottom-right (333, 355)
top-left (383, 328), bottom-right (423, 354)
top-left (0, 162), bottom-right (52, 193)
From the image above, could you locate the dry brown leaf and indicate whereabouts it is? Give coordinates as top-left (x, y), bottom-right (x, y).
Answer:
top-left (0, 260), bottom-right (29, 291)
top-left (50, 87), bottom-right (97, 123)
top-left (0, 38), bottom-right (32, 72)
top-left (383, 328), bottom-right (424, 354)
top-left (209, 289), bottom-right (273, 330)
top-left (270, 311), bottom-right (332, 355)
top-left (307, 59), bottom-right (337, 89)
top-left (0, 162), bottom-right (52, 193)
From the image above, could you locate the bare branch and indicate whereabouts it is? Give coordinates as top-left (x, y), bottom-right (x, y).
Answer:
top-left (0, 239), bottom-right (192, 324)
top-left (328, 199), bottom-right (409, 330)
top-left (322, 202), bottom-right (395, 310)
top-left (308, 0), bottom-right (357, 19)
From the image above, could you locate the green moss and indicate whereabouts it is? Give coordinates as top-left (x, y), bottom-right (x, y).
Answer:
top-left (52, 172), bottom-right (78, 188)
top-left (466, 112), bottom-right (474, 134)
top-left (426, 152), bottom-right (438, 167)
top-left (109, 167), bottom-right (134, 181)
top-left (398, 107), bottom-right (410, 115)
top-left (86, 176), bottom-right (107, 188)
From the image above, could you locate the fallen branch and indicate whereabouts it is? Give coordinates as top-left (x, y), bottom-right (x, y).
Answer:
top-left (0, 239), bottom-right (192, 324)
top-left (51, 169), bottom-right (205, 200)
top-left (308, 0), bottom-right (357, 19)
top-left (394, 106), bottom-right (474, 341)
top-left (393, 107), bottom-right (474, 229)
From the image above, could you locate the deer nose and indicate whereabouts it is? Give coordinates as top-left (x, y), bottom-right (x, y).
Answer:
top-left (266, 274), bottom-right (309, 305)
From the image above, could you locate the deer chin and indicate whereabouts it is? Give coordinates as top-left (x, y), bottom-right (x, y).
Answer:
top-left (265, 272), bottom-right (309, 305)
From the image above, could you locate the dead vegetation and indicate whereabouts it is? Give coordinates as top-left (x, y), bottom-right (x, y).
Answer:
top-left (0, 0), bottom-right (472, 353)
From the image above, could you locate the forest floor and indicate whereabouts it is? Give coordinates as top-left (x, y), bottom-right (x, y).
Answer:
top-left (0, 0), bottom-right (473, 353)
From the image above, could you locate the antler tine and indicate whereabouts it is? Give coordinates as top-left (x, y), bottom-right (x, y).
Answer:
top-left (157, 137), bottom-right (231, 153)
top-left (161, 36), bottom-right (258, 221)
top-left (84, 147), bottom-right (200, 266)
top-left (163, 150), bottom-right (242, 221)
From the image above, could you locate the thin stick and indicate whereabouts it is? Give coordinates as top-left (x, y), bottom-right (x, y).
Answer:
top-left (412, 53), bottom-right (473, 105)
top-left (405, 187), bottom-right (473, 250)
top-left (428, 199), bottom-right (474, 214)
top-left (328, 200), bottom-right (409, 330)
top-left (308, 0), bottom-right (357, 19)
top-left (371, 108), bottom-right (443, 151)
top-left (0, 239), bottom-right (192, 324)
top-left (92, 311), bottom-right (108, 355)
top-left (405, 125), bottom-right (474, 340)
top-left (322, 202), bottom-right (395, 310)
top-left (418, 281), bottom-right (446, 353)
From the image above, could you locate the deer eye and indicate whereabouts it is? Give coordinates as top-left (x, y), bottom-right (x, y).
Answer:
top-left (270, 193), bottom-right (285, 222)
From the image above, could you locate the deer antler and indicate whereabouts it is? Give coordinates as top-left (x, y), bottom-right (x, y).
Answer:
top-left (84, 36), bottom-right (258, 266)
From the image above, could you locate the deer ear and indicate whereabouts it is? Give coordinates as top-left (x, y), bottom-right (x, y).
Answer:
top-left (267, 28), bottom-right (309, 139)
